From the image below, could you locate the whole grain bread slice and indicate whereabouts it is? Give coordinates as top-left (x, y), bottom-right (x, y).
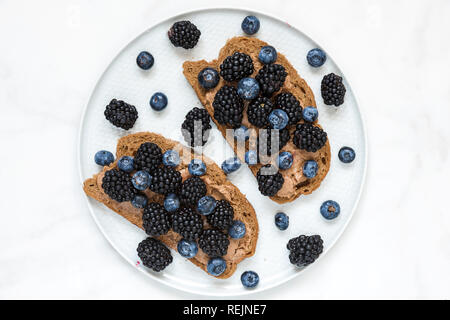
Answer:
top-left (83, 132), bottom-right (258, 279)
top-left (183, 36), bottom-right (331, 204)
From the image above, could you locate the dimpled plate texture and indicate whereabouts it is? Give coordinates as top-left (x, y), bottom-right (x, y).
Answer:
top-left (79, 8), bottom-right (367, 296)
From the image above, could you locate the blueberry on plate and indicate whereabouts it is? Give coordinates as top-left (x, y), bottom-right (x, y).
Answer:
top-left (207, 257), bottom-right (227, 276)
top-left (302, 106), bottom-right (318, 123)
top-left (307, 48), bottom-right (326, 68)
top-left (221, 157), bottom-right (241, 174)
top-left (117, 156), bottom-right (134, 173)
top-left (277, 152), bottom-right (293, 170)
top-left (241, 15), bottom-right (260, 35)
top-left (132, 170), bottom-right (152, 191)
top-left (188, 159), bottom-right (207, 176)
top-left (338, 146), bottom-right (356, 163)
top-left (245, 150), bottom-right (258, 165)
top-left (258, 45), bottom-right (277, 64)
top-left (241, 271), bottom-right (259, 288)
top-left (268, 109), bottom-right (289, 130)
top-left (234, 125), bottom-right (250, 142)
top-left (303, 160), bottom-right (318, 178)
top-left (177, 239), bottom-right (198, 258)
top-left (164, 193), bottom-right (180, 212)
top-left (136, 51), bottom-right (154, 70)
top-left (131, 194), bottom-right (148, 209)
top-left (197, 195), bottom-right (216, 216)
top-left (94, 150), bottom-right (114, 166)
top-left (149, 92), bottom-right (168, 111)
top-left (320, 200), bottom-right (340, 220)
top-left (237, 78), bottom-right (260, 100)
top-left (229, 220), bottom-right (246, 239)
top-left (162, 150), bottom-right (180, 167)
top-left (198, 67), bottom-right (220, 89)
top-left (275, 212), bottom-right (289, 230)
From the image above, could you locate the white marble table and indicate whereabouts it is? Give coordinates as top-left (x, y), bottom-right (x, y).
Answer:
top-left (0, 0), bottom-right (449, 299)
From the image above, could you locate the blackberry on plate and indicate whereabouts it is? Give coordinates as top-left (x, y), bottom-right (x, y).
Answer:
top-left (168, 20), bottom-right (201, 49)
top-left (321, 73), bottom-right (346, 106)
top-left (149, 166), bottom-right (182, 195)
top-left (275, 92), bottom-right (302, 125)
top-left (220, 52), bottom-right (254, 82)
top-left (258, 127), bottom-right (290, 157)
top-left (199, 229), bottom-right (230, 257)
top-left (142, 202), bottom-right (171, 236)
top-left (180, 176), bottom-right (207, 207)
top-left (212, 85), bottom-right (244, 128)
top-left (137, 237), bottom-right (172, 272)
top-left (287, 234), bottom-right (323, 267)
top-left (102, 169), bottom-right (137, 202)
top-left (207, 199), bottom-right (234, 230)
top-left (104, 99), bottom-right (138, 130)
top-left (172, 207), bottom-right (204, 241)
top-left (247, 96), bottom-right (273, 128)
top-left (181, 107), bottom-right (212, 147)
top-left (255, 63), bottom-right (287, 96)
top-left (134, 142), bottom-right (162, 173)
top-left (293, 123), bottom-right (328, 152)
top-left (256, 165), bottom-right (284, 196)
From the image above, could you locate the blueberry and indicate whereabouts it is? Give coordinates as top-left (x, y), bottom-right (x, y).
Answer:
top-left (277, 152), bottom-right (293, 170)
top-left (268, 109), bottom-right (289, 130)
top-left (303, 160), bottom-right (318, 178)
top-left (258, 45), bottom-right (277, 64)
top-left (197, 195), bottom-right (216, 216)
top-left (117, 156), bottom-right (134, 173)
top-left (136, 51), bottom-right (154, 70)
top-left (241, 15), bottom-right (260, 35)
top-left (94, 150), bottom-right (114, 166)
top-left (245, 150), bottom-right (258, 165)
top-left (149, 92), bottom-right (168, 111)
top-left (302, 106), bottom-right (318, 122)
top-left (241, 271), bottom-right (259, 288)
top-left (164, 193), bottom-right (180, 212)
top-left (162, 150), bottom-right (180, 167)
top-left (275, 212), bottom-right (289, 230)
top-left (234, 125), bottom-right (249, 142)
top-left (338, 146), bottom-right (356, 163)
top-left (228, 220), bottom-right (246, 239)
top-left (320, 200), bottom-right (340, 220)
top-left (198, 67), bottom-right (220, 89)
top-left (188, 159), bottom-right (207, 176)
top-left (221, 157), bottom-right (241, 174)
top-left (131, 170), bottom-right (151, 191)
top-left (237, 78), bottom-right (260, 100)
top-left (131, 194), bottom-right (148, 209)
top-left (207, 257), bottom-right (227, 276)
top-left (307, 48), bottom-right (326, 67)
top-left (177, 239), bottom-right (198, 258)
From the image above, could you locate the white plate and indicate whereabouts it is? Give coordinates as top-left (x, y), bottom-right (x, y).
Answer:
top-left (78, 7), bottom-right (367, 296)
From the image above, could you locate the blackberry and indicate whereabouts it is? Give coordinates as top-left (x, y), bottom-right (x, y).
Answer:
top-left (321, 73), bottom-right (346, 106)
top-left (180, 176), bottom-right (207, 207)
top-left (212, 85), bottom-right (244, 128)
top-left (181, 107), bottom-right (212, 147)
top-left (142, 202), bottom-right (171, 236)
top-left (172, 207), bottom-right (204, 241)
top-left (287, 234), bottom-right (324, 267)
top-left (293, 123), bottom-right (328, 152)
top-left (149, 166), bottom-right (182, 195)
top-left (258, 127), bottom-right (290, 156)
top-left (134, 142), bottom-right (162, 173)
top-left (247, 97), bottom-right (273, 128)
top-left (275, 92), bottom-right (302, 125)
top-left (220, 52), bottom-right (254, 82)
top-left (199, 229), bottom-right (230, 257)
top-left (207, 200), bottom-right (234, 230)
top-left (104, 99), bottom-right (138, 130)
top-left (167, 20), bottom-right (201, 49)
top-left (256, 165), bottom-right (284, 196)
top-left (102, 169), bottom-right (137, 202)
top-left (255, 64), bottom-right (287, 96)
top-left (137, 237), bottom-right (172, 272)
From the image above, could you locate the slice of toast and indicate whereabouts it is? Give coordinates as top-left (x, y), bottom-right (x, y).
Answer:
top-left (83, 132), bottom-right (258, 279)
top-left (183, 36), bottom-right (331, 204)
